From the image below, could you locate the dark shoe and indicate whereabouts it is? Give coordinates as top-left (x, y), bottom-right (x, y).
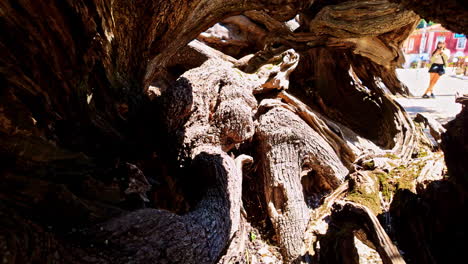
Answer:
top-left (422, 94), bottom-right (430, 98)
top-left (430, 93), bottom-right (436, 98)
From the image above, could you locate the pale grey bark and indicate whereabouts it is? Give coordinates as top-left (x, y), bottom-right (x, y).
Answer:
top-left (256, 105), bottom-right (349, 261)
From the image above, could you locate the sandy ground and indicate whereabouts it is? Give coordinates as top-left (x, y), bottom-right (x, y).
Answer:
top-left (395, 68), bottom-right (468, 124)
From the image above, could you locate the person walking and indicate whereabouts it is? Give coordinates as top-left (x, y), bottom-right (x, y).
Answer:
top-left (422, 41), bottom-right (450, 98)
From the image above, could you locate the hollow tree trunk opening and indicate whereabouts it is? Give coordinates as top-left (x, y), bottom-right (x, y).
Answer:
top-left (2, 0), bottom-right (468, 263)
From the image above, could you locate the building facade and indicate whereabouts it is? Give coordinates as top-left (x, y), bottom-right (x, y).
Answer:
top-left (403, 24), bottom-right (467, 68)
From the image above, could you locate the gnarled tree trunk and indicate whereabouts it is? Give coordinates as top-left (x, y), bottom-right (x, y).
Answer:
top-left (2, 0), bottom-right (467, 263)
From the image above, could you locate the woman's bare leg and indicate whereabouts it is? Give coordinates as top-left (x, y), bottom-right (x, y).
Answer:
top-left (424, 73), bottom-right (441, 95)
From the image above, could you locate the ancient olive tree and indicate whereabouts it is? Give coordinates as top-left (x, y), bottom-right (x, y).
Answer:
top-left (2, 0), bottom-right (467, 263)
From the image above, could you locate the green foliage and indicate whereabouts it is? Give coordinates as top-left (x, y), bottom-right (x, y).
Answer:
top-left (417, 150), bottom-right (429, 158)
top-left (349, 162), bottom-right (423, 214)
top-left (389, 165), bottom-right (421, 191)
top-left (416, 19), bottom-right (426, 28)
top-left (347, 191), bottom-right (382, 215)
top-left (362, 160), bottom-right (375, 170)
top-left (384, 153), bottom-right (399, 160)
top-left (375, 171), bottom-right (395, 201)
top-left (347, 172), bottom-right (382, 215)
top-left (416, 19), bottom-right (435, 28)
top-left (249, 231), bottom-right (257, 241)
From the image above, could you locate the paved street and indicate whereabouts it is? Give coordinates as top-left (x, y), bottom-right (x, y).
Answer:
top-left (395, 68), bottom-right (468, 124)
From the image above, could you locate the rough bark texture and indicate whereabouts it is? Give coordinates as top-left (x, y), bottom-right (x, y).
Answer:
top-left (256, 105), bottom-right (348, 261)
top-left (389, 0), bottom-right (468, 34)
top-left (0, 0), bottom-right (306, 157)
top-left (197, 15), bottom-right (268, 59)
top-left (414, 113), bottom-right (446, 143)
top-left (75, 58), bottom-right (261, 263)
top-left (322, 202), bottom-right (405, 264)
top-left (442, 104), bottom-right (468, 188)
top-left (81, 151), bottom-right (250, 264)
top-left (163, 59), bottom-right (257, 157)
top-left (389, 96), bottom-right (468, 264)
top-left (2, 0), bottom-right (467, 263)
top-left (0, 0), bottom-right (302, 260)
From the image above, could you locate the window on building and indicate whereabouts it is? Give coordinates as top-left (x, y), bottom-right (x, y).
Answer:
top-left (436, 36), bottom-right (446, 44)
top-left (408, 38), bottom-right (414, 51)
top-left (420, 35), bottom-right (427, 53)
top-left (456, 37), bottom-right (467, 49)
